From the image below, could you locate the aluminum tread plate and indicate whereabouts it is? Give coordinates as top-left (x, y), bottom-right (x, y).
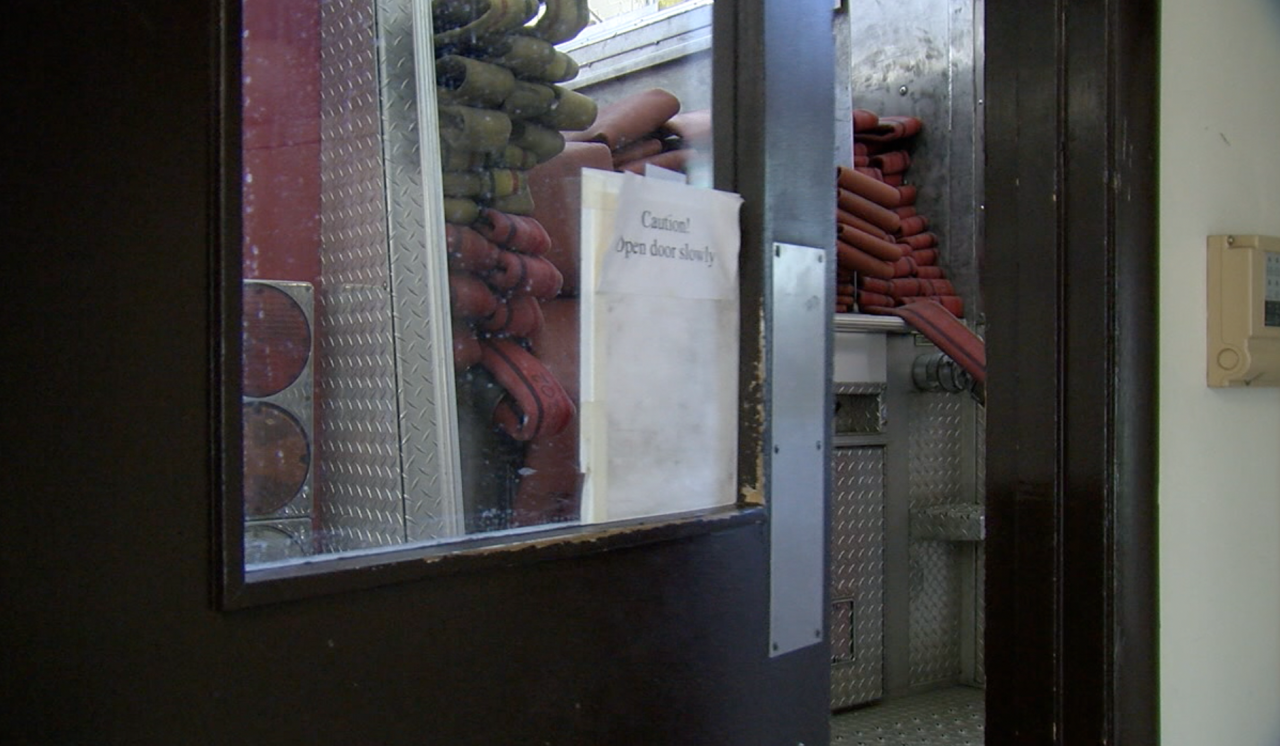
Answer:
top-left (830, 686), bottom-right (984, 745)
top-left (377, 0), bottom-right (457, 541)
top-left (315, 287), bottom-right (405, 549)
top-left (316, 0), bottom-right (459, 550)
top-left (907, 392), bottom-right (967, 687)
top-left (318, 0), bottom-right (405, 551)
top-left (830, 447), bottom-right (886, 708)
top-left (834, 381), bottom-right (887, 437)
top-left (975, 403), bottom-right (986, 686)
top-left (908, 541), bottom-right (963, 687)
top-left (835, 382), bottom-right (888, 396)
top-left (831, 599), bottom-right (856, 664)
top-left (975, 546), bottom-right (986, 686)
top-left (909, 504), bottom-right (985, 542)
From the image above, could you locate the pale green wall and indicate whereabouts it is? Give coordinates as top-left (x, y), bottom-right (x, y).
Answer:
top-left (1160, 1), bottom-right (1280, 744)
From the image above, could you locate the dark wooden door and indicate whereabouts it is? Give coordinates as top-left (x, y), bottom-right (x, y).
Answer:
top-left (2, 0), bottom-right (1160, 743)
top-left (1, 0), bottom-right (837, 744)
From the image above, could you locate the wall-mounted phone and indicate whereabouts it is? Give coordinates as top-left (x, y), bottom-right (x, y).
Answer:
top-left (1207, 234), bottom-right (1280, 387)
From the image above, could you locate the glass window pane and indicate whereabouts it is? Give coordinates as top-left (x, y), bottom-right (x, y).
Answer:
top-left (238, 0), bottom-right (724, 575)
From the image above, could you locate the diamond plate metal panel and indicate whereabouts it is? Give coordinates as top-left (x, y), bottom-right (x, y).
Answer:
top-left (377, 0), bottom-right (460, 541)
top-left (315, 0), bottom-right (460, 550)
top-left (907, 392), bottom-right (968, 687)
top-left (318, 0), bottom-right (403, 552)
top-left (830, 599), bottom-right (856, 664)
top-left (975, 394), bottom-right (986, 505)
top-left (909, 540), bottom-right (963, 686)
top-left (910, 504), bottom-right (985, 542)
top-left (975, 404), bottom-right (986, 686)
top-left (975, 545), bottom-right (986, 686)
top-left (315, 285), bottom-right (405, 550)
top-left (321, 2), bottom-right (380, 144)
top-left (831, 448), bottom-right (885, 596)
top-left (907, 394), bottom-right (967, 510)
top-left (832, 663), bottom-right (879, 713)
top-left (830, 447), bottom-right (884, 708)
top-left (321, 135), bottom-right (390, 286)
top-left (834, 382), bottom-right (887, 437)
top-left (836, 382), bottom-right (887, 396)
top-left (835, 393), bottom-right (884, 436)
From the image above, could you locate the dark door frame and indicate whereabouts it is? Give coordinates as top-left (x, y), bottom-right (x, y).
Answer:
top-left (984, 0), bottom-right (1159, 743)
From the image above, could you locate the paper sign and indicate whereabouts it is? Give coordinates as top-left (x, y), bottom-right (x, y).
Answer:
top-left (579, 169), bottom-right (744, 523)
top-left (597, 172), bottom-right (742, 301)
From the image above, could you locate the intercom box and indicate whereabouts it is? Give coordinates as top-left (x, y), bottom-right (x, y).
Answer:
top-left (1207, 234), bottom-right (1280, 387)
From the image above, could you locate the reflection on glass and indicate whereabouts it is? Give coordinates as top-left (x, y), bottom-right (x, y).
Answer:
top-left (243, 402), bottom-right (311, 517)
top-left (244, 522), bottom-right (310, 565)
top-left (242, 283), bottom-right (312, 398)
top-left (239, 0), bottom-right (716, 571)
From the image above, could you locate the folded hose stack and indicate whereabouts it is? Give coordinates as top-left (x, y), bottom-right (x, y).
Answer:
top-left (835, 109), bottom-right (964, 318)
top-left (567, 88), bottom-right (710, 176)
top-left (495, 87), bottom-right (706, 525)
top-left (432, 0), bottom-right (596, 524)
top-left (432, 49), bottom-right (712, 525)
top-left (434, 0), bottom-right (598, 223)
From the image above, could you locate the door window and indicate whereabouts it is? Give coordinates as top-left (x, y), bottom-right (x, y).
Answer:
top-left (230, 0), bottom-right (734, 590)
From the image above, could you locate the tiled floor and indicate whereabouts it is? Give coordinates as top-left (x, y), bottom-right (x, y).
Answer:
top-left (830, 686), bottom-right (984, 746)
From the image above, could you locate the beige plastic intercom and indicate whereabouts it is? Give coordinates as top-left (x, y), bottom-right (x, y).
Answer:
top-left (1207, 234), bottom-right (1280, 387)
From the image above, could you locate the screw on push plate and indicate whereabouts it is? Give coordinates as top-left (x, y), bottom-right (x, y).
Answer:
top-left (899, 85), bottom-right (909, 96)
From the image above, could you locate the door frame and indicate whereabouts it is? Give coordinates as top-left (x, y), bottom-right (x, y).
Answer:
top-left (984, 0), bottom-right (1159, 743)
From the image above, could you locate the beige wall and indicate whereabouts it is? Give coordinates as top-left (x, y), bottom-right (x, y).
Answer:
top-left (1160, 1), bottom-right (1280, 743)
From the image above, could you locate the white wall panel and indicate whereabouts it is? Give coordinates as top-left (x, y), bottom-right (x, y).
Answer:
top-left (1160, 2), bottom-right (1280, 744)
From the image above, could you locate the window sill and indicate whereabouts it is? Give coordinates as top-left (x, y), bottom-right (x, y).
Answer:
top-left (223, 504), bottom-right (767, 609)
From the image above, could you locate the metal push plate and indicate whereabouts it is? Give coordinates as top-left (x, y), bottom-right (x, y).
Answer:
top-left (769, 242), bottom-right (828, 657)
